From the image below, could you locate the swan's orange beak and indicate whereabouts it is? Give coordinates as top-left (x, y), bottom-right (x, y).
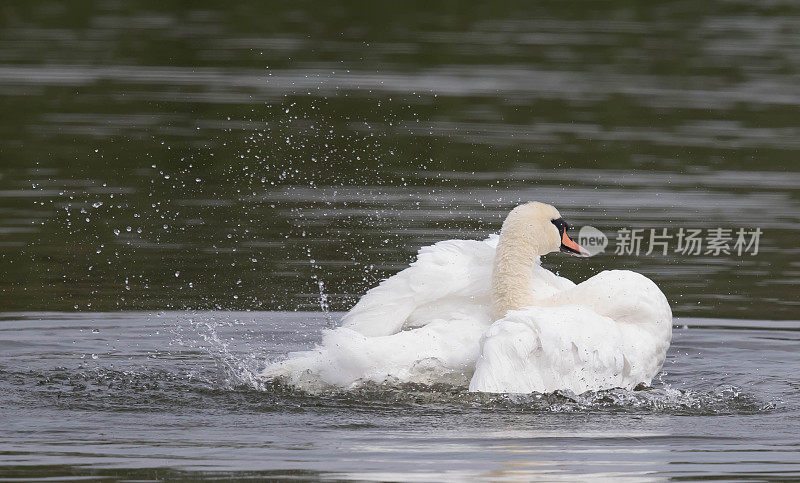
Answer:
top-left (560, 231), bottom-right (590, 257)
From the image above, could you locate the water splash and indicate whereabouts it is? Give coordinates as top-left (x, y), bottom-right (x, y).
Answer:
top-left (306, 246), bottom-right (335, 328)
top-left (162, 311), bottom-right (782, 416)
top-left (170, 312), bottom-right (268, 390)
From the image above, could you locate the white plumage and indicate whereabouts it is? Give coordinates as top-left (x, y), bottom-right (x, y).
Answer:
top-left (262, 202), bottom-right (673, 394)
top-left (469, 270), bottom-right (672, 393)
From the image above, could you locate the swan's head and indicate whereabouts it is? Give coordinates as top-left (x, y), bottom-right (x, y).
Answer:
top-left (501, 201), bottom-right (590, 257)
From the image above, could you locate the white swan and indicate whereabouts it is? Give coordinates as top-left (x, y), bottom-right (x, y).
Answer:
top-left (262, 202), bottom-right (672, 394)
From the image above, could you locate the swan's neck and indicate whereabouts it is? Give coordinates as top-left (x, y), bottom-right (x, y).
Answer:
top-left (491, 230), bottom-right (540, 320)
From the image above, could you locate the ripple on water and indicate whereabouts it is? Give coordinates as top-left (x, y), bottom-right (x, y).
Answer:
top-left (1, 364), bottom-right (774, 417)
top-left (255, 378), bottom-right (776, 416)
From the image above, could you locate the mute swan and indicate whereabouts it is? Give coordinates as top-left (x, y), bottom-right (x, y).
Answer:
top-left (262, 202), bottom-right (672, 394)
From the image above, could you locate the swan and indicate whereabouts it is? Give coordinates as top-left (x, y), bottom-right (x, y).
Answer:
top-left (261, 201), bottom-right (672, 394)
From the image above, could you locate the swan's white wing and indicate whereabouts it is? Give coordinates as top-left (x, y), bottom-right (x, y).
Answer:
top-left (469, 306), bottom-right (662, 394)
top-left (529, 258), bottom-right (576, 299)
top-left (469, 271), bottom-right (672, 394)
top-left (340, 235), bottom-right (498, 337)
top-left (538, 270), bottom-right (673, 333)
top-left (262, 234), bottom-right (500, 388)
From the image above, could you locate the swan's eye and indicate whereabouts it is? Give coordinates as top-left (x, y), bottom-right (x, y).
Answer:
top-left (551, 218), bottom-right (569, 235)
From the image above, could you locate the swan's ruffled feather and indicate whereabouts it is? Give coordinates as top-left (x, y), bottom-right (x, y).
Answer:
top-left (340, 235), bottom-right (498, 337)
top-left (469, 303), bottom-right (667, 394)
top-left (262, 315), bottom-right (491, 388)
top-left (262, 237), bottom-right (672, 394)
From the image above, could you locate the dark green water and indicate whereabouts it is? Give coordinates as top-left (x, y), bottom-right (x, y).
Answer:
top-left (0, 0), bottom-right (797, 318)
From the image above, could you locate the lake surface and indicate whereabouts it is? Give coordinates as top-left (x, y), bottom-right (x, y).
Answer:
top-left (1, 1), bottom-right (799, 480)
top-left (1, 311), bottom-right (799, 480)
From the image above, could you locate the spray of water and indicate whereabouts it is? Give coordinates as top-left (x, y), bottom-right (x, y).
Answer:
top-left (306, 246), bottom-right (335, 328)
top-left (169, 312), bottom-right (269, 391)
